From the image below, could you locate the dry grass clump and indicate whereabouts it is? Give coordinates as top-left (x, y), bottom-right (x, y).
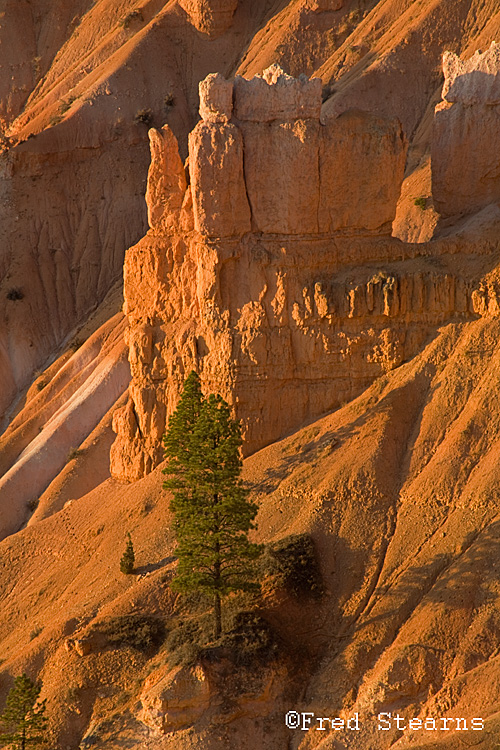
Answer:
top-left (134, 108), bottom-right (153, 126)
top-left (97, 615), bottom-right (166, 652)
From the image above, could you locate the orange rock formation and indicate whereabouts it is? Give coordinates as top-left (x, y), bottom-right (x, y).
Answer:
top-left (179, 0), bottom-right (238, 37)
top-left (3, 6), bottom-right (500, 749)
top-left (110, 64), bottom-right (496, 483)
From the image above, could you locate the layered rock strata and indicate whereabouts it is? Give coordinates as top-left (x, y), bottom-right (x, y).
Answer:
top-left (110, 67), bottom-right (484, 482)
top-left (432, 42), bottom-right (500, 219)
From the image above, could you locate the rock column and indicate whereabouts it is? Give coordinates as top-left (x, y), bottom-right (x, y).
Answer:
top-left (189, 73), bottom-right (251, 238)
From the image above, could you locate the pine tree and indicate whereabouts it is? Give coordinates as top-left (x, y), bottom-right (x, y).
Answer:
top-left (0, 673), bottom-right (48, 750)
top-left (120, 532), bottom-right (135, 574)
top-left (163, 373), bottom-right (262, 639)
top-left (162, 370), bottom-right (204, 495)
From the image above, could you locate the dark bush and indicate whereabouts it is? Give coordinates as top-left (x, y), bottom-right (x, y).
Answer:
top-left (134, 108), bottom-right (153, 126)
top-left (70, 337), bottom-right (84, 352)
top-left (100, 615), bottom-right (165, 652)
top-left (164, 92), bottom-right (175, 109)
top-left (164, 616), bottom-right (209, 666)
top-left (120, 533), bottom-right (135, 575)
top-left (6, 288), bottom-right (24, 301)
top-left (261, 533), bottom-right (323, 599)
top-left (58, 95), bottom-right (76, 114)
top-left (165, 610), bottom-right (279, 667)
top-left (213, 611), bottom-right (279, 666)
top-left (67, 447), bottom-right (85, 462)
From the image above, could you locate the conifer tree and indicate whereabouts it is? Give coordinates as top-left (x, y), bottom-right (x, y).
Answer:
top-left (163, 372), bottom-right (261, 639)
top-left (162, 370), bottom-right (204, 500)
top-left (120, 532), bottom-right (135, 574)
top-left (0, 673), bottom-right (48, 750)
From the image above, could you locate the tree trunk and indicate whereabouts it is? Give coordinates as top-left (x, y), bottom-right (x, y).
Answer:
top-left (214, 593), bottom-right (221, 639)
top-left (213, 523), bottom-right (222, 639)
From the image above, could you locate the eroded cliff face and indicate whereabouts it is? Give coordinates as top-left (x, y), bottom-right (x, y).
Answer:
top-left (108, 64), bottom-right (500, 483)
top-left (432, 42), bottom-right (500, 220)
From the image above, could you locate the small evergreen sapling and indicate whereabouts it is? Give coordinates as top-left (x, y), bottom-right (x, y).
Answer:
top-left (120, 532), bottom-right (135, 574)
top-left (163, 372), bottom-right (262, 639)
top-left (0, 673), bottom-right (48, 750)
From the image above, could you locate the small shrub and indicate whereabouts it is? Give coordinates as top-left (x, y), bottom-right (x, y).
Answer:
top-left (261, 533), bottom-right (323, 599)
top-left (141, 498), bottom-right (155, 515)
top-left (164, 92), bottom-right (175, 109)
top-left (134, 108), bottom-right (153, 126)
top-left (414, 196), bottom-right (427, 210)
top-left (27, 498), bottom-right (39, 513)
top-left (214, 611), bottom-right (279, 666)
top-left (120, 9), bottom-right (143, 29)
top-left (165, 618), bottom-right (205, 667)
top-left (70, 337), bottom-right (84, 352)
top-left (99, 615), bottom-right (165, 652)
top-left (6, 288), bottom-right (24, 301)
top-left (66, 686), bottom-right (79, 703)
top-left (30, 625), bottom-right (43, 640)
top-left (165, 608), bottom-right (278, 668)
top-left (32, 55), bottom-right (42, 78)
top-left (120, 532), bottom-right (135, 574)
top-left (36, 379), bottom-right (48, 391)
top-left (322, 84), bottom-right (335, 102)
top-left (58, 95), bottom-right (76, 114)
top-left (67, 447), bottom-right (85, 462)
top-left (49, 113), bottom-right (62, 127)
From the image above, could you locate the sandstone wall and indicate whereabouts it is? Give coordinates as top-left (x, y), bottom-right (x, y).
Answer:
top-left (110, 68), bottom-right (483, 483)
top-left (432, 42), bottom-right (500, 219)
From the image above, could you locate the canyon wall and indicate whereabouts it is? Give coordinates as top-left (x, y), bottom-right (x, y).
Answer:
top-left (109, 64), bottom-right (494, 483)
top-left (432, 41), bottom-right (500, 219)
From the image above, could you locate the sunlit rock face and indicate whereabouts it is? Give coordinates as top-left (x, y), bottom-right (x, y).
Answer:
top-left (110, 66), bottom-right (485, 483)
top-left (432, 42), bottom-right (500, 219)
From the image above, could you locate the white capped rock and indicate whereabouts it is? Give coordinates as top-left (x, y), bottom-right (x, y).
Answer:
top-left (199, 72), bottom-right (233, 122)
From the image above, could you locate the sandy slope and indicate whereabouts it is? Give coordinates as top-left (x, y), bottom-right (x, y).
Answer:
top-left (0, 285), bottom-right (129, 539)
